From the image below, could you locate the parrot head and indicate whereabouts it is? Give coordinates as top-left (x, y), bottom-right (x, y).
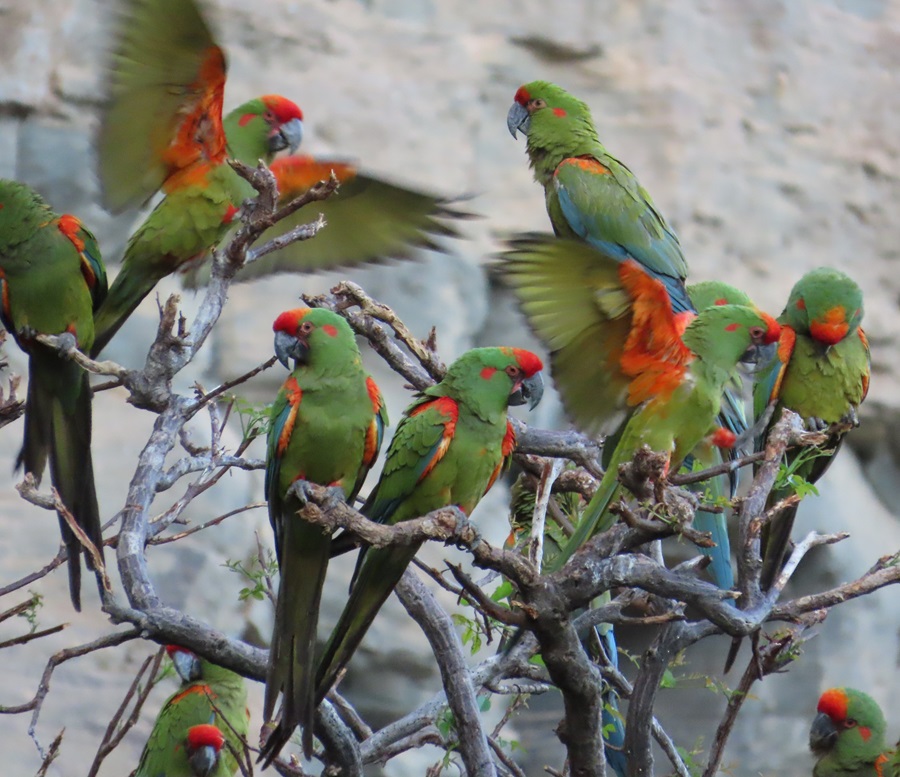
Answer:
top-left (185, 723), bottom-right (225, 777)
top-left (809, 687), bottom-right (887, 766)
top-left (272, 307), bottom-right (360, 370)
top-left (780, 267), bottom-right (864, 350)
top-left (165, 645), bottom-right (202, 683)
top-left (442, 347), bottom-right (544, 415)
top-left (506, 80), bottom-right (594, 141)
top-left (259, 94), bottom-right (304, 155)
top-left (684, 304), bottom-right (781, 372)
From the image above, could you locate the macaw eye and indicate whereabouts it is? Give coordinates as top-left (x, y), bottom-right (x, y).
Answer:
top-left (844, 718), bottom-right (857, 728)
top-left (505, 365), bottom-right (521, 378)
top-left (264, 110), bottom-right (275, 122)
top-left (299, 321), bottom-right (314, 335)
top-left (749, 326), bottom-right (765, 340)
top-left (530, 98), bottom-right (546, 110)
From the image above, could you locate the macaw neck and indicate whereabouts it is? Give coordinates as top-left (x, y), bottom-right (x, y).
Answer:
top-left (526, 121), bottom-right (603, 185)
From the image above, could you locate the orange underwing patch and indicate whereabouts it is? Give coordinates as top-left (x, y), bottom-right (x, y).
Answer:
top-left (277, 377), bottom-right (302, 456)
top-left (770, 326), bottom-right (797, 402)
top-left (171, 683), bottom-right (217, 705)
top-left (617, 260), bottom-right (693, 406)
top-left (485, 420), bottom-right (517, 493)
top-left (270, 156), bottom-right (357, 198)
top-left (57, 214), bottom-right (85, 252)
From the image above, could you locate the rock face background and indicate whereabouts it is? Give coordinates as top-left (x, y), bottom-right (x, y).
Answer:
top-left (0, 0), bottom-right (898, 774)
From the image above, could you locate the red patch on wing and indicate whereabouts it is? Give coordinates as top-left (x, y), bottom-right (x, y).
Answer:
top-left (409, 396), bottom-right (458, 483)
top-left (160, 45), bottom-right (227, 171)
top-left (710, 427), bottom-right (736, 449)
top-left (817, 688), bottom-right (849, 722)
top-left (277, 377), bottom-right (302, 456)
top-left (556, 157), bottom-right (612, 177)
top-left (221, 203), bottom-right (239, 224)
top-left (859, 328), bottom-right (870, 401)
top-left (810, 305), bottom-right (850, 345)
top-left (322, 324), bottom-right (338, 338)
top-left (484, 420), bottom-right (517, 494)
top-left (57, 214), bottom-right (85, 252)
top-left (273, 308), bottom-right (310, 334)
top-left (363, 377), bottom-right (384, 467)
top-left (171, 683), bottom-right (216, 705)
top-left (514, 86), bottom-right (531, 105)
top-left (616, 260), bottom-right (694, 406)
top-left (262, 94), bottom-right (304, 123)
top-left (270, 156), bottom-right (357, 200)
top-left (480, 366), bottom-right (497, 380)
top-left (553, 108), bottom-right (567, 117)
top-left (187, 724), bottom-right (224, 751)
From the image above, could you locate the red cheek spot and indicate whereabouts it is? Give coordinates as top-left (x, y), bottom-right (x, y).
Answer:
top-left (859, 726), bottom-right (871, 741)
top-left (715, 298), bottom-right (728, 306)
top-left (724, 323), bottom-right (740, 332)
top-left (238, 112), bottom-right (255, 126)
top-left (322, 324), bottom-right (338, 337)
top-left (796, 298), bottom-right (806, 310)
top-left (553, 108), bottom-right (567, 117)
top-left (480, 366), bottom-right (497, 380)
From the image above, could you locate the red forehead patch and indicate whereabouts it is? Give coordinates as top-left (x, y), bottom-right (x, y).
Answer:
top-left (817, 688), bottom-right (848, 722)
top-left (187, 724), bottom-right (224, 750)
top-left (272, 308), bottom-right (310, 334)
top-left (262, 94), bottom-right (304, 122)
top-left (511, 348), bottom-right (543, 377)
top-left (514, 86), bottom-right (531, 105)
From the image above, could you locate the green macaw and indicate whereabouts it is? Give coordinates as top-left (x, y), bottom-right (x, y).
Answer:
top-left (497, 235), bottom-right (780, 568)
top-left (506, 80), bottom-right (753, 589)
top-left (809, 687), bottom-right (892, 777)
top-left (756, 268), bottom-right (870, 590)
top-left (91, 0), bottom-right (304, 356)
top-left (0, 179), bottom-right (108, 610)
top-left (260, 307), bottom-right (387, 763)
top-left (312, 347), bottom-right (544, 709)
top-left (506, 80), bottom-right (690, 313)
top-left (136, 645), bottom-right (249, 777)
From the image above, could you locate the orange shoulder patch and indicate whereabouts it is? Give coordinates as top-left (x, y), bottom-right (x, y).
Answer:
top-left (270, 156), bottom-right (358, 199)
top-left (556, 156), bottom-right (612, 177)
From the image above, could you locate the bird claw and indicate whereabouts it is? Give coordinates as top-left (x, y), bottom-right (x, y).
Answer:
top-left (841, 407), bottom-right (860, 427)
top-left (804, 416), bottom-right (830, 433)
top-left (451, 508), bottom-right (482, 549)
top-left (286, 479), bottom-right (346, 512)
top-left (54, 331), bottom-right (78, 357)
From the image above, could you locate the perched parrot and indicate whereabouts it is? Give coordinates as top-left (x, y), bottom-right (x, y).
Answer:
top-left (260, 307), bottom-right (387, 763)
top-left (91, 0), bottom-right (304, 356)
top-left (311, 347), bottom-right (544, 713)
top-left (136, 645), bottom-right (249, 777)
top-left (496, 235), bottom-right (780, 568)
top-left (809, 687), bottom-right (892, 777)
top-left (757, 268), bottom-right (869, 590)
top-left (506, 80), bottom-right (690, 313)
top-left (0, 179), bottom-right (108, 611)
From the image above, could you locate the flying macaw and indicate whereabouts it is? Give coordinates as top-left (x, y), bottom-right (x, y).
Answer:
top-left (91, 0), bottom-right (304, 356)
top-left (757, 268), bottom-right (869, 590)
top-left (93, 0), bottom-right (463, 356)
top-left (0, 179), bottom-right (108, 611)
top-left (311, 347), bottom-right (544, 713)
top-left (260, 307), bottom-right (387, 764)
top-left (506, 80), bottom-right (690, 313)
top-left (497, 235), bottom-right (780, 568)
top-left (136, 646), bottom-right (249, 777)
top-left (809, 687), bottom-right (892, 777)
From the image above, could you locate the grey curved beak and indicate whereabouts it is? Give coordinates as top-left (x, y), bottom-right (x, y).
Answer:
top-left (270, 117), bottom-right (304, 155)
top-left (169, 648), bottom-right (201, 683)
top-left (738, 341), bottom-right (778, 376)
top-left (808, 712), bottom-right (838, 754)
top-left (188, 745), bottom-right (218, 776)
top-left (510, 372), bottom-right (544, 410)
top-left (507, 102), bottom-right (530, 139)
top-left (275, 329), bottom-right (309, 369)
